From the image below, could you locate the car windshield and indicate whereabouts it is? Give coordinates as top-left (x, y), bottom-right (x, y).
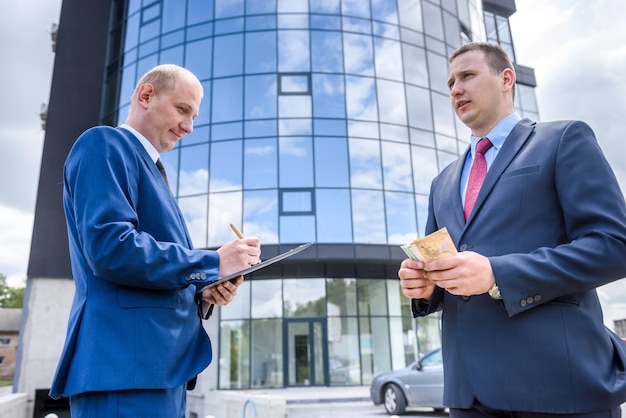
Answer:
top-left (420, 348), bottom-right (442, 367)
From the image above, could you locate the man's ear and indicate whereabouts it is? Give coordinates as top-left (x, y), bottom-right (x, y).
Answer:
top-left (501, 68), bottom-right (515, 92)
top-left (136, 83), bottom-right (155, 109)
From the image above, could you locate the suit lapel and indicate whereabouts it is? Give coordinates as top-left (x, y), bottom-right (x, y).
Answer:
top-left (465, 119), bottom-right (536, 225)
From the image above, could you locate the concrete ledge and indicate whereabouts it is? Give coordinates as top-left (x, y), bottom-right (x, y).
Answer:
top-left (0, 393), bottom-right (27, 418)
top-left (199, 390), bottom-right (287, 418)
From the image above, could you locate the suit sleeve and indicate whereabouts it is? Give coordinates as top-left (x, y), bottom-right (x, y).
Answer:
top-left (64, 127), bottom-right (219, 290)
top-left (489, 121), bottom-right (626, 316)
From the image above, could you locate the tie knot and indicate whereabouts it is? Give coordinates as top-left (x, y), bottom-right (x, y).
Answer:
top-left (476, 138), bottom-right (493, 155)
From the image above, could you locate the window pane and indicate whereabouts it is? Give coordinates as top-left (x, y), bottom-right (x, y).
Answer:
top-left (402, 44), bottom-right (428, 87)
top-left (326, 278), bottom-right (357, 316)
top-left (251, 280), bottom-right (282, 318)
top-left (329, 317), bottom-right (361, 385)
top-left (311, 31), bottom-right (344, 73)
top-left (372, 0), bottom-right (398, 24)
top-left (381, 141), bottom-right (412, 192)
top-left (221, 281), bottom-right (251, 320)
top-left (312, 74), bottom-right (346, 119)
top-left (212, 77), bottom-right (243, 123)
top-left (341, 0), bottom-right (370, 18)
top-left (246, 31), bottom-right (277, 74)
top-left (279, 96), bottom-right (312, 118)
top-left (219, 319), bottom-right (250, 389)
top-left (179, 143), bottom-right (209, 196)
top-left (162, 0), bottom-right (185, 32)
top-left (210, 140), bottom-right (243, 192)
top-left (214, 34), bottom-right (244, 77)
top-left (343, 33), bottom-right (374, 76)
top-left (188, 0), bottom-right (214, 25)
top-left (349, 138), bottom-right (382, 188)
top-left (244, 137), bottom-right (278, 189)
top-left (374, 38), bottom-right (403, 81)
top-left (178, 194), bottom-right (207, 248)
top-left (278, 30), bottom-right (310, 72)
top-left (245, 74), bottom-right (277, 119)
top-left (316, 189), bottom-right (352, 243)
top-left (406, 85), bottom-right (432, 131)
top-left (279, 137), bottom-right (313, 187)
top-left (185, 39), bottom-right (212, 81)
top-left (208, 191), bottom-right (242, 247)
top-left (247, 0), bottom-right (275, 14)
top-left (411, 145), bottom-right (439, 194)
top-left (427, 51), bottom-right (449, 94)
top-left (351, 190), bottom-right (386, 243)
top-left (398, 0), bottom-right (423, 33)
top-left (251, 319), bottom-right (283, 388)
top-left (377, 79), bottom-right (407, 125)
top-left (345, 76), bottom-right (377, 121)
top-left (314, 137), bottom-right (349, 187)
top-left (215, 0), bottom-right (244, 18)
top-left (279, 215), bottom-right (315, 243)
top-left (244, 190), bottom-right (279, 244)
top-left (360, 316), bottom-right (391, 383)
top-left (432, 91), bottom-right (456, 137)
top-left (282, 190), bottom-right (312, 213)
top-left (283, 278), bottom-right (326, 317)
top-left (386, 191), bottom-right (417, 245)
top-left (422, 1), bottom-right (443, 40)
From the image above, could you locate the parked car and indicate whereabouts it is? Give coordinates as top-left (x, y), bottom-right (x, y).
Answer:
top-left (370, 347), bottom-right (445, 415)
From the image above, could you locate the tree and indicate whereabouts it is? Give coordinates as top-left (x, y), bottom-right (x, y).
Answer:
top-left (0, 274), bottom-right (25, 308)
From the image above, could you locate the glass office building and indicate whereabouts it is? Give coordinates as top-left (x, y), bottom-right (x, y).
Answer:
top-left (23, 1), bottom-right (536, 404)
top-left (98, 0), bottom-right (538, 390)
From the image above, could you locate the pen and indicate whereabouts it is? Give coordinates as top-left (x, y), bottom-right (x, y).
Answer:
top-left (230, 223), bottom-right (244, 239)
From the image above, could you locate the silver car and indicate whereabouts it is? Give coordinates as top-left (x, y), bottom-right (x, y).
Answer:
top-left (370, 347), bottom-right (445, 415)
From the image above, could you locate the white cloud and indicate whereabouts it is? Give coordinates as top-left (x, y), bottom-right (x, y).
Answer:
top-left (0, 205), bottom-right (34, 287)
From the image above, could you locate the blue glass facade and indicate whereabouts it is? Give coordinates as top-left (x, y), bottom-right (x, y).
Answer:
top-left (106, 0), bottom-right (535, 389)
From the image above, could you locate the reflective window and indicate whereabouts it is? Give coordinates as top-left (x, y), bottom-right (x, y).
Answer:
top-left (349, 138), bottom-right (382, 188)
top-left (243, 190), bottom-right (279, 243)
top-left (398, 0), bottom-right (423, 33)
top-left (252, 280), bottom-right (283, 318)
top-left (219, 319), bottom-right (250, 388)
top-left (244, 137), bottom-right (278, 189)
top-left (215, 17), bottom-right (244, 35)
top-left (208, 191), bottom-right (242, 247)
top-left (311, 0), bottom-right (340, 14)
top-left (215, 0), bottom-right (244, 19)
top-left (162, 0), bottom-right (185, 33)
top-left (351, 190), bottom-right (386, 243)
top-left (316, 189), bottom-right (352, 243)
top-left (278, 30), bottom-right (310, 72)
top-left (310, 15), bottom-right (341, 30)
top-left (185, 39), bottom-right (212, 80)
top-left (381, 141), bottom-right (412, 192)
top-left (245, 75), bottom-right (277, 119)
top-left (251, 319), bottom-right (283, 388)
top-left (179, 143), bottom-right (209, 196)
top-left (213, 34), bottom-right (244, 77)
top-left (246, 15), bottom-right (277, 31)
top-left (311, 31), bottom-right (344, 73)
top-left (326, 278), bottom-right (357, 316)
top-left (343, 17), bottom-right (371, 35)
top-left (411, 145), bottom-right (439, 194)
top-left (372, 0), bottom-right (399, 24)
top-left (427, 51), bottom-right (449, 95)
top-left (345, 76), bottom-right (377, 121)
top-left (312, 74), bottom-right (346, 119)
top-left (279, 136), bottom-right (313, 187)
top-left (431, 91), bottom-right (456, 137)
top-left (279, 73), bottom-right (310, 95)
top-left (159, 46), bottom-right (183, 66)
top-left (211, 121), bottom-right (243, 141)
top-left (343, 34), bottom-right (375, 76)
top-left (283, 279), bottom-right (326, 317)
top-left (328, 317), bottom-right (361, 385)
top-left (374, 38), bottom-right (403, 81)
top-left (360, 316), bottom-right (391, 382)
top-left (210, 140), bottom-right (242, 192)
top-left (187, 0), bottom-right (214, 25)
top-left (423, 1), bottom-right (444, 40)
top-left (279, 96), bottom-right (312, 118)
top-left (212, 77), bottom-right (243, 123)
top-left (342, 0), bottom-right (370, 18)
top-left (377, 79), bottom-right (407, 125)
top-left (178, 194), bottom-right (207, 248)
top-left (402, 44), bottom-right (428, 87)
top-left (314, 136), bottom-right (349, 187)
top-left (281, 189), bottom-right (313, 214)
top-left (386, 191), bottom-right (418, 244)
top-left (245, 120), bottom-right (278, 138)
top-left (280, 215), bottom-right (315, 243)
top-left (278, 0), bottom-right (308, 13)
top-left (278, 14), bottom-right (309, 29)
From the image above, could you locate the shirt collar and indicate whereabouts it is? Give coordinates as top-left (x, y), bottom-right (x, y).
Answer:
top-left (120, 124), bottom-right (160, 164)
top-left (469, 113), bottom-right (522, 155)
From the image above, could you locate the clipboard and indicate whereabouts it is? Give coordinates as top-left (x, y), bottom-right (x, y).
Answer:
top-left (198, 242), bottom-right (313, 291)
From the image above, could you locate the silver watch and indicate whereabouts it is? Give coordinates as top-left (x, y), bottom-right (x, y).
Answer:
top-left (488, 283), bottom-right (502, 300)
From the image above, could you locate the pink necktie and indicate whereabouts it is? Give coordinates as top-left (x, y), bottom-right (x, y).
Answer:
top-left (464, 138), bottom-right (493, 221)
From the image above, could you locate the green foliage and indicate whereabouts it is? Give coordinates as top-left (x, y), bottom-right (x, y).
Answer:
top-left (0, 274), bottom-right (25, 308)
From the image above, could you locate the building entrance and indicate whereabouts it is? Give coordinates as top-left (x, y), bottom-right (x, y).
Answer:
top-left (283, 318), bottom-right (327, 386)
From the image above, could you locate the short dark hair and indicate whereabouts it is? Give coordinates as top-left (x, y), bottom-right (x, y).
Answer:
top-left (449, 42), bottom-right (516, 99)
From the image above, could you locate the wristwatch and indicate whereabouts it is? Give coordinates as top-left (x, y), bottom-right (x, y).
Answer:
top-left (488, 283), bottom-right (502, 300)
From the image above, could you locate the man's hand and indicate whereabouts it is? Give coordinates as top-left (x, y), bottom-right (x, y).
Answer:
top-left (201, 275), bottom-right (244, 306)
top-left (217, 237), bottom-right (261, 278)
top-left (424, 251), bottom-right (495, 296)
top-left (398, 259), bottom-right (436, 300)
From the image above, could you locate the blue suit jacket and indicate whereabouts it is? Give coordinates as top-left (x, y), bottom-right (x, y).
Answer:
top-left (415, 119), bottom-right (626, 412)
top-left (50, 126), bottom-right (218, 398)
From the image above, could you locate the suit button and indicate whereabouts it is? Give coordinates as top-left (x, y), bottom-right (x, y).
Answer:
top-left (520, 299), bottom-right (527, 307)
top-left (526, 296), bottom-right (534, 305)
top-left (534, 295), bottom-right (542, 302)
top-left (459, 243), bottom-right (468, 251)
top-left (201, 273), bottom-right (207, 280)
top-left (462, 296), bottom-right (470, 301)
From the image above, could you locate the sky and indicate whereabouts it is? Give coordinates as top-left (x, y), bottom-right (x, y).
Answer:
top-left (1, 0), bottom-right (626, 326)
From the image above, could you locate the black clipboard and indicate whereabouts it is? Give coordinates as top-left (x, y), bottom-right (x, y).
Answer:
top-left (198, 242), bottom-right (313, 291)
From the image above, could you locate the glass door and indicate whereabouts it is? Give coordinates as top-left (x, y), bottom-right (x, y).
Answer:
top-left (284, 318), bottom-right (327, 386)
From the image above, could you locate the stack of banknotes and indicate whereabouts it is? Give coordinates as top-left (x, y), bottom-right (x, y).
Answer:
top-left (400, 227), bottom-right (458, 262)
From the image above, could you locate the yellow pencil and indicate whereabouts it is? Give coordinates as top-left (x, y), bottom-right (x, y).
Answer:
top-left (230, 223), bottom-right (244, 239)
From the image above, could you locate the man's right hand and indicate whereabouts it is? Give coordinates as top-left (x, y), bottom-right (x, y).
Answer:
top-left (216, 237), bottom-right (261, 278)
top-left (398, 258), bottom-right (435, 300)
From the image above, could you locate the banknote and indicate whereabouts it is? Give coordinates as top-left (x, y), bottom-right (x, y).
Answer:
top-left (401, 227), bottom-right (458, 262)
